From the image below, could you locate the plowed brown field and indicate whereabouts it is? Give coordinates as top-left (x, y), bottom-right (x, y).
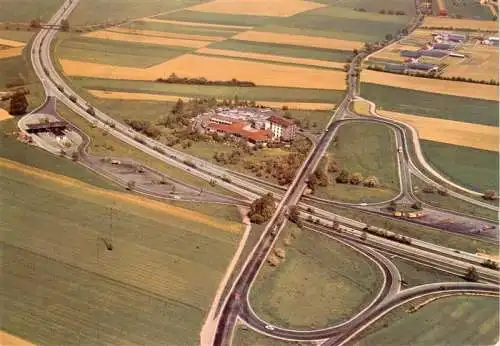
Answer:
top-left (186, 0), bottom-right (325, 17)
top-left (378, 110), bottom-right (499, 152)
top-left (362, 69), bottom-right (498, 101)
top-left (233, 31), bottom-right (363, 51)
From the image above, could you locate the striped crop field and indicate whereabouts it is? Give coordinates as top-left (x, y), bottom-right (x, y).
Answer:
top-left (1, 158), bottom-right (243, 345)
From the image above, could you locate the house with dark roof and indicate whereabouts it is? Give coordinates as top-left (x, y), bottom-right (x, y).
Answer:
top-left (400, 50), bottom-right (422, 58)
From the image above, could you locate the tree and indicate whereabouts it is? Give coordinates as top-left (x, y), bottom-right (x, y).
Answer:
top-left (464, 266), bottom-right (479, 282)
top-left (248, 193), bottom-right (275, 224)
top-left (61, 19), bottom-right (70, 31)
top-left (336, 169), bottom-right (350, 184)
top-left (71, 151), bottom-right (79, 161)
top-left (30, 18), bottom-right (41, 28)
top-left (363, 176), bottom-right (379, 188)
top-left (411, 201), bottom-right (422, 210)
top-left (9, 90), bottom-right (28, 115)
top-left (483, 190), bottom-right (498, 201)
top-left (350, 172), bottom-right (363, 185)
top-left (172, 98), bottom-right (184, 114)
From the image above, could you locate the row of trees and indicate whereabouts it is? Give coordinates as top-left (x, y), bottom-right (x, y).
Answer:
top-left (157, 73), bottom-right (256, 87)
top-left (354, 8), bottom-right (406, 15)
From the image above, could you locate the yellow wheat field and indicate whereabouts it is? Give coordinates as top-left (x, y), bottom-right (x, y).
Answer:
top-left (378, 110), bottom-right (499, 152)
top-left (196, 47), bottom-right (346, 69)
top-left (83, 30), bottom-right (211, 48)
top-left (361, 69), bottom-right (498, 101)
top-left (442, 45), bottom-right (499, 82)
top-left (108, 27), bottom-right (226, 42)
top-left (233, 30), bottom-right (363, 51)
top-left (0, 158), bottom-right (243, 233)
top-left (87, 89), bottom-right (336, 110)
top-left (0, 46), bottom-right (23, 59)
top-left (0, 38), bottom-right (25, 48)
top-left (422, 16), bottom-right (498, 31)
top-left (186, 0), bottom-right (325, 17)
top-left (141, 17), bottom-right (253, 30)
top-left (60, 54), bottom-right (347, 90)
top-left (0, 108), bottom-right (12, 121)
top-left (0, 332), bottom-right (34, 346)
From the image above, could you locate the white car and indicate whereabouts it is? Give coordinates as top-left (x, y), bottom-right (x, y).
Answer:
top-left (265, 325), bottom-right (275, 331)
top-left (359, 203), bottom-right (368, 206)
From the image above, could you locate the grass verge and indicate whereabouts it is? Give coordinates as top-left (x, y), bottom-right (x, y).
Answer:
top-left (249, 224), bottom-right (383, 329)
top-left (351, 295), bottom-right (499, 346)
top-left (232, 324), bottom-right (307, 346)
top-left (392, 257), bottom-right (466, 288)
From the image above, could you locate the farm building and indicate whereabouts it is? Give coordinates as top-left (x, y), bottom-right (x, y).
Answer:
top-left (406, 62), bottom-right (439, 73)
top-left (420, 49), bottom-right (450, 58)
top-left (433, 42), bottom-right (457, 50)
top-left (269, 115), bottom-right (297, 141)
top-left (385, 63), bottom-right (407, 73)
top-left (400, 50), bottom-right (422, 58)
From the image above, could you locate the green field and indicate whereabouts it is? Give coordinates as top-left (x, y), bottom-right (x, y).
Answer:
top-left (157, 10), bottom-right (277, 27)
top-left (232, 325), bottom-right (307, 346)
top-left (121, 20), bottom-right (243, 37)
top-left (0, 29), bottom-right (36, 42)
top-left (68, 0), bottom-right (204, 26)
top-left (0, 0), bottom-right (63, 22)
top-left (361, 83), bottom-right (499, 127)
top-left (352, 295), bottom-right (499, 346)
top-left (443, 0), bottom-right (494, 20)
top-left (209, 39), bottom-right (353, 63)
top-left (72, 77), bottom-right (345, 103)
top-left (318, 0), bottom-right (416, 15)
top-left (1, 159), bottom-right (242, 345)
top-left (392, 257), bottom-right (466, 288)
top-left (412, 174), bottom-right (498, 221)
top-left (307, 201), bottom-right (499, 255)
top-left (249, 225), bottom-right (383, 329)
top-left (55, 35), bottom-right (190, 68)
top-left (315, 122), bottom-right (400, 203)
top-left (421, 140), bottom-right (499, 192)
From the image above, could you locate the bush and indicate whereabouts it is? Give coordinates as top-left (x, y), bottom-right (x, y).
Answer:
top-left (482, 190), bottom-right (498, 201)
top-left (363, 176), bottom-right (379, 188)
top-left (336, 169), bottom-right (350, 184)
top-left (248, 193), bottom-right (275, 224)
top-left (350, 172), bottom-right (363, 185)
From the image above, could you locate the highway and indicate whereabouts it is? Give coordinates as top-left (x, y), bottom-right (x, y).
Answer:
top-left (24, 1), bottom-right (499, 345)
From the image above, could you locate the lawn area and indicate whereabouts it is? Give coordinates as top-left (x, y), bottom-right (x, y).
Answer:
top-left (69, 0), bottom-right (204, 26)
top-left (352, 100), bottom-right (371, 115)
top-left (319, 0), bottom-right (416, 15)
top-left (307, 201), bottom-right (499, 255)
top-left (315, 122), bottom-right (400, 203)
top-left (361, 83), bottom-right (499, 127)
top-left (0, 0), bottom-right (63, 22)
top-left (249, 225), bottom-right (383, 329)
top-left (351, 295), bottom-right (499, 346)
top-left (392, 257), bottom-right (465, 288)
top-left (55, 35), bottom-right (191, 68)
top-left (208, 39), bottom-right (353, 63)
top-left (1, 159), bottom-right (242, 345)
top-left (273, 6), bottom-right (411, 42)
top-left (287, 109), bottom-right (333, 133)
top-left (421, 140), bottom-right (499, 192)
top-left (0, 29), bottom-right (37, 42)
top-left (412, 174), bottom-right (499, 221)
top-left (443, 0), bottom-right (494, 20)
top-left (232, 324), bottom-right (307, 346)
top-left (121, 20), bottom-right (242, 37)
top-left (54, 101), bottom-right (238, 197)
top-left (72, 77), bottom-right (345, 104)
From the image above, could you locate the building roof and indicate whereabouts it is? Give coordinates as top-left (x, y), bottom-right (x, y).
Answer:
top-left (406, 62), bottom-right (439, 71)
top-left (207, 121), bottom-right (271, 142)
top-left (400, 50), bottom-right (422, 58)
top-left (26, 121), bottom-right (67, 130)
top-left (432, 43), bottom-right (456, 50)
top-left (420, 49), bottom-right (449, 58)
top-left (269, 115), bottom-right (294, 127)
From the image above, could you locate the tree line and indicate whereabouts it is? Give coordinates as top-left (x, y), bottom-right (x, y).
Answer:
top-left (157, 73), bottom-right (256, 87)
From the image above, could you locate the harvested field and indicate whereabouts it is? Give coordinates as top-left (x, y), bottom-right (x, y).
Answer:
top-left (195, 47), bottom-right (346, 69)
top-left (421, 16), bottom-right (498, 31)
top-left (378, 110), bottom-right (499, 152)
top-left (0, 158), bottom-right (242, 233)
top-left (0, 46), bottom-right (24, 59)
top-left (83, 30), bottom-right (211, 48)
top-left (60, 55), bottom-right (347, 90)
top-left (0, 108), bottom-right (13, 121)
top-left (108, 26), bottom-right (226, 42)
top-left (185, 0), bottom-right (326, 17)
top-left (361, 69), bottom-right (498, 101)
top-left (142, 17), bottom-right (253, 30)
top-left (87, 89), bottom-right (336, 110)
top-left (232, 31), bottom-right (363, 51)
top-left (352, 100), bottom-right (370, 115)
top-left (0, 38), bottom-right (25, 48)
top-left (0, 332), bottom-right (34, 346)
top-left (442, 44), bottom-right (499, 82)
